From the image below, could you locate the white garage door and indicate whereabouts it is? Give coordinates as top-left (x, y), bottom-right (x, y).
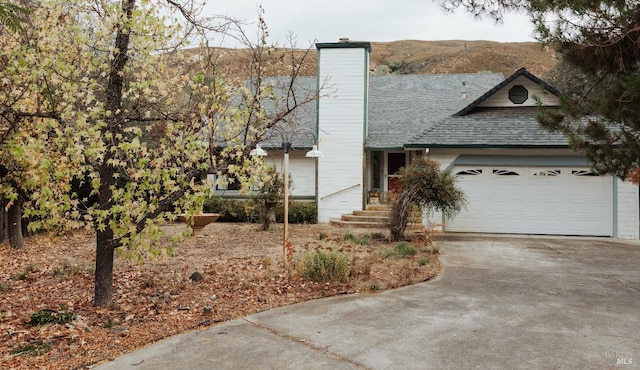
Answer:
top-left (447, 167), bottom-right (613, 236)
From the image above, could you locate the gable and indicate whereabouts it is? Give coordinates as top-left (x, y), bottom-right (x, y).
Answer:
top-left (476, 75), bottom-right (560, 108)
top-left (454, 68), bottom-right (561, 116)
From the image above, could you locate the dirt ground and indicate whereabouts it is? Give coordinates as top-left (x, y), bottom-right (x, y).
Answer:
top-left (0, 222), bottom-right (441, 369)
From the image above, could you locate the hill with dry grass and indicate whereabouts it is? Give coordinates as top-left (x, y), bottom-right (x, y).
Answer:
top-left (369, 40), bottom-right (556, 77)
top-left (211, 40), bottom-right (556, 79)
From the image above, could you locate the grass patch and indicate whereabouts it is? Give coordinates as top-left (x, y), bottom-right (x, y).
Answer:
top-left (367, 232), bottom-right (387, 241)
top-left (298, 248), bottom-right (350, 283)
top-left (0, 281), bottom-right (11, 292)
top-left (418, 257), bottom-right (431, 266)
top-left (52, 262), bottom-right (85, 278)
top-left (12, 264), bottom-right (36, 281)
top-left (102, 318), bottom-right (115, 329)
top-left (10, 342), bottom-right (52, 357)
top-left (342, 233), bottom-right (371, 245)
top-left (28, 309), bottom-right (76, 326)
top-left (384, 242), bottom-right (418, 258)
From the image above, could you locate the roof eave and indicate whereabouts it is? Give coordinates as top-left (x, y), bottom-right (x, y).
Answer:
top-left (403, 143), bottom-right (570, 149)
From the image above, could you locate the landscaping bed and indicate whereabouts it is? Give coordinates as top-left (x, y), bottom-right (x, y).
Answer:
top-left (0, 222), bottom-right (441, 369)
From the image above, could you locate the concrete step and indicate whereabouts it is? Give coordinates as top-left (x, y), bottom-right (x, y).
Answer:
top-left (329, 219), bottom-right (389, 229)
top-left (341, 214), bottom-right (390, 223)
top-left (352, 210), bottom-right (390, 217)
top-left (365, 204), bottom-right (392, 211)
top-left (330, 218), bottom-right (424, 230)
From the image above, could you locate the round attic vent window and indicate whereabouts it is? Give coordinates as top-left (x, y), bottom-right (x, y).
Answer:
top-left (509, 85), bottom-right (528, 104)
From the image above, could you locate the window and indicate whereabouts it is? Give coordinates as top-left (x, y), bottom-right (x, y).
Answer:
top-left (215, 175), bottom-right (241, 191)
top-left (456, 169), bottom-right (483, 176)
top-left (572, 170), bottom-right (599, 177)
top-left (508, 85), bottom-right (528, 104)
top-left (532, 169), bottom-right (561, 177)
top-left (493, 169), bottom-right (520, 176)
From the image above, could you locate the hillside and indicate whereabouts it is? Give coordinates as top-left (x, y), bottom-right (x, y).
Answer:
top-left (210, 40), bottom-right (556, 79)
top-left (369, 40), bottom-right (556, 77)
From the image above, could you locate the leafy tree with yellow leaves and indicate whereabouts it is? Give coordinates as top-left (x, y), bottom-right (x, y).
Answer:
top-left (0, 0), bottom-right (317, 306)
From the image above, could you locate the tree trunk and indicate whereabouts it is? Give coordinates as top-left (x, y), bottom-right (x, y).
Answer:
top-left (7, 198), bottom-right (24, 249)
top-left (91, 0), bottom-right (135, 307)
top-left (93, 229), bottom-right (115, 306)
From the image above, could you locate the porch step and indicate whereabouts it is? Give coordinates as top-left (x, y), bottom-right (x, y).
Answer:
top-left (329, 219), bottom-right (388, 229)
top-left (329, 205), bottom-right (423, 231)
top-left (341, 214), bottom-right (390, 223)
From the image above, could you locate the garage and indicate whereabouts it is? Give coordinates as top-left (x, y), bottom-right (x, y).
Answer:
top-left (446, 166), bottom-right (613, 236)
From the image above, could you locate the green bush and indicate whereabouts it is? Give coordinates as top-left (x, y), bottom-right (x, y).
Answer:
top-left (202, 197), bottom-right (259, 223)
top-left (275, 201), bottom-right (317, 224)
top-left (298, 248), bottom-right (350, 283)
top-left (204, 197), bottom-right (316, 224)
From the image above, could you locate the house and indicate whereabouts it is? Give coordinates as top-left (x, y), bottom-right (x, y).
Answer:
top-left (217, 39), bottom-right (640, 240)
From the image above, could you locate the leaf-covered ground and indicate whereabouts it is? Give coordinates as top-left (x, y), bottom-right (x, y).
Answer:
top-left (0, 222), bottom-right (441, 369)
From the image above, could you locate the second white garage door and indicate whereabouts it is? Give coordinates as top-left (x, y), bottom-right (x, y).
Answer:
top-left (446, 167), bottom-right (613, 236)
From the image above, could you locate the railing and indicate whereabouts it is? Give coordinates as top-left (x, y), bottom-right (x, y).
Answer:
top-left (320, 183), bottom-right (361, 201)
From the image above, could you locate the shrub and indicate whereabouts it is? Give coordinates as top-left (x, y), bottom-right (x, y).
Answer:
top-left (298, 248), bottom-right (350, 283)
top-left (389, 157), bottom-right (466, 241)
top-left (203, 197), bottom-right (259, 223)
top-left (275, 201), bottom-right (317, 224)
top-left (253, 167), bottom-right (287, 230)
top-left (203, 197), bottom-right (316, 224)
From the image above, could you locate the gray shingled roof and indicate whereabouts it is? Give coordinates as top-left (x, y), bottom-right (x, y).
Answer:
top-left (260, 70), bottom-right (568, 150)
top-left (406, 107), bottom-right (569, 148)
top-left (406, 68), bottom-right (570, 148)
top-left (366, 73), bottom-right (505, 149)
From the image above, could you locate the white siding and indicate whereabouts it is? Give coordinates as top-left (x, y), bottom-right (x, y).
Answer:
top-left (479, 76), bottom-right (559, 107)
top-left (265, 150), bottom-right (316, 198)
top-left (616, 179), bottom-right (639, 239)
top-left (317, 47), bottom-right (368, 222)
top-left (428, 154), bottom-right (460, 171)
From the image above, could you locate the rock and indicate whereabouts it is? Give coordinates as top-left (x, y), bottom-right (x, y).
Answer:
top-left (203, 306), bottom-right (213, 313)
top-left (210, 294), bottom-right (218, 301)
top-left (189, 271), bottom-right (203, 282)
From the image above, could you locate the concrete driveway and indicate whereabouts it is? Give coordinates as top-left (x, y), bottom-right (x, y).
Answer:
top-left (96, 236), bottom-right (639, 369)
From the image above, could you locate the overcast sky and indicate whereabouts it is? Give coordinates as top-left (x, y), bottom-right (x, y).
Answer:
top-left (203, 0), bottom-right (536, 48)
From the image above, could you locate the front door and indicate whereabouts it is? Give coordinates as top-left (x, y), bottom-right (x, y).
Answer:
top-left (386, 152), bottom-right (406, 192)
